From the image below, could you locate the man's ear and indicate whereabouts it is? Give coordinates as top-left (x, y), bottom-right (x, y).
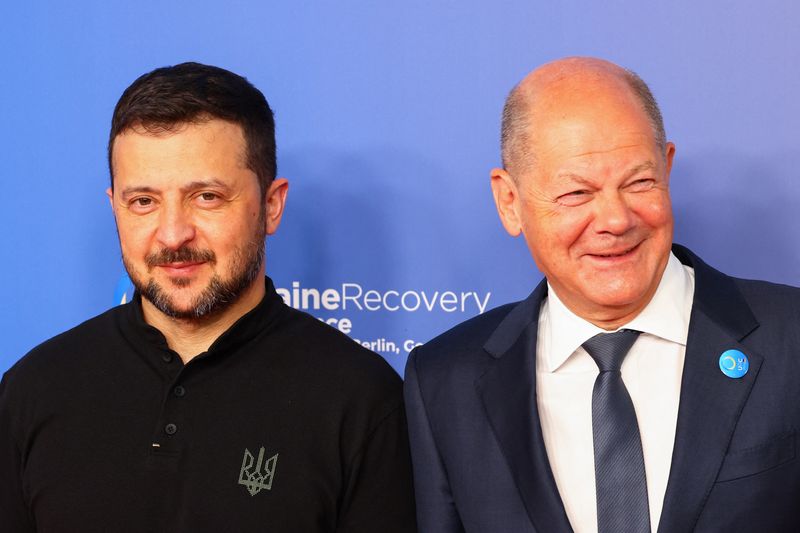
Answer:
top-left (664, 141), bottom-right (676, 183)
top-left (490, 168), bottom-right (522, 237)
top-left (265, 178), bottom-right (289, 235)
top-left (106, 187), bottom-right (115, 212)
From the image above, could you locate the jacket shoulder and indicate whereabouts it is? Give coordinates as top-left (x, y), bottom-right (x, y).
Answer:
top-left (410, 302), bottom-right (519, 377)
top-left (733, 277), bottom-right (800, 342)
top-left (676, 243), bottom-right (800, 335)
top-left (733, 277), bottom-right (800, 308)
top-left (425, 302), bottom-right (518, 351)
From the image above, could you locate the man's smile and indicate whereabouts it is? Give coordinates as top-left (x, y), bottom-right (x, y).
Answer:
top-left (583, 241), bottom-right (643, 262)
top-left (156, 261), bottom-right (207, 275)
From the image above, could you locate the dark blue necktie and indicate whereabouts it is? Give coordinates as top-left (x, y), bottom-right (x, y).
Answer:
top-left (583, 330), bottom-right (651, 533)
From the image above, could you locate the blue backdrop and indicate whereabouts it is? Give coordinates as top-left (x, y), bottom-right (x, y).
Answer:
top-left (2, 1), bottom-right (798, 376)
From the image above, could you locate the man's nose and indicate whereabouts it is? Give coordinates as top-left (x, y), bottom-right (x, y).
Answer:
top-left (592, 191), bottom-right (635, 235)
top-left (155, 205), bottom-right (196, 249)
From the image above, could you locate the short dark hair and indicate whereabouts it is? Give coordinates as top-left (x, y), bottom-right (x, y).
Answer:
top-left (108, 62), bottom-right (276, 195)
top-left (501, 67), bottom-right (666, 173)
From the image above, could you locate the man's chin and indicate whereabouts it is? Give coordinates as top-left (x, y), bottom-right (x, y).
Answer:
top-left (136, 278), bottom-right (218, 320)
top-left (166, 276), bottom-right (195, 289)
top-left (583, 285), bottom-right (654, 314)
top-left (160, 298), bottom-right (202, 316)
top-left (143, 295), bottom-right (206, 320)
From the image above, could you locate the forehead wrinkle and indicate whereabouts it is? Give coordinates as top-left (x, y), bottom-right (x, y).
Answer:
top-left (568, 142), bottom-right (655, 159)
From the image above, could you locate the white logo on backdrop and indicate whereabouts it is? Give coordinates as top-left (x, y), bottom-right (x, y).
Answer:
top-left (276, 281), bottom-right (491, 356)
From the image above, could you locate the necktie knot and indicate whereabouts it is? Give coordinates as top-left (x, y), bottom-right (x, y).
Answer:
top-left (583, 329), bottom-right (641, 372)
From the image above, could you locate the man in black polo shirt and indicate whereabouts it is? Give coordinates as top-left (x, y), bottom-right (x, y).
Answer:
top-left (0, 63), bottom-right (416, 532)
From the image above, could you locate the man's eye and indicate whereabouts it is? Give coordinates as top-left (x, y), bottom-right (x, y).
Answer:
top-left (557, 190), bottom-right (591, 206)
top-left (628, 179), bottom-right (655, 191)
top-left (199, 192), bottom-right (219, 201)
top-left (127, 197), bottom-right (156, 213)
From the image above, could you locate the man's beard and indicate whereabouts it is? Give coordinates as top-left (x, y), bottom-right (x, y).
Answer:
top-left (123, 224), bottom-right (266, 321)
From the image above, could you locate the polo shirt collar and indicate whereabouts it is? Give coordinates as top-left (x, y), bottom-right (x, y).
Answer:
top-left (122, 276), bottom-right (285, 361)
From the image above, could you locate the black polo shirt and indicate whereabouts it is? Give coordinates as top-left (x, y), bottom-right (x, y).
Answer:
top-left (0, 278), bottom-right (416, 532)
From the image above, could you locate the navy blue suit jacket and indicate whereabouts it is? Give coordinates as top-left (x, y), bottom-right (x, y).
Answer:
top-left (405, 245), bottom-right (800, 532)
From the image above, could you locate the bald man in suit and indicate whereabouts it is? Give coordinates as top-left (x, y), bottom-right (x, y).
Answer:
top-left (404, 57), bottom-right (800, 532)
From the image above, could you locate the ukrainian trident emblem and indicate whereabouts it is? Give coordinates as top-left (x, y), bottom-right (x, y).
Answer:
top-left (238, 446), bottom-right (279, 496)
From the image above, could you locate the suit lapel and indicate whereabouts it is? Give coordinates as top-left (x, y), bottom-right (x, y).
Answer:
top-left (476, 282), bottom-right (573, 533)
top-left (658, 246), bottom-right (763, 532)
top-left (473, 246), bottom-right (759, 532)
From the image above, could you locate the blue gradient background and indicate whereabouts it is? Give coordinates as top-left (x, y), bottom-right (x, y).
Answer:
top-left (1, 1), bottom-right (798, 376)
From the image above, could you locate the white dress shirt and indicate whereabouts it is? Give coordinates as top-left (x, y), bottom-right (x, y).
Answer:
top-left (536, 252), bottom-right (695, 533)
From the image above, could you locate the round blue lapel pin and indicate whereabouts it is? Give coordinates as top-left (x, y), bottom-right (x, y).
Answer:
top-left (719, 349), bottom-right (749, 379)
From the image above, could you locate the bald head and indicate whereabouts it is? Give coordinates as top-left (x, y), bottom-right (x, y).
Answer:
top-left (500, 57), bottom-right (665, 174)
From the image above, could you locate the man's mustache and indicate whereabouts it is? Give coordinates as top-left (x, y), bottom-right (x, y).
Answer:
top-left (145, 247), bottom-right (216, 268)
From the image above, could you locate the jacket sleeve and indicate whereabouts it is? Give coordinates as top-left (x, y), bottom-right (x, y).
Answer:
top-left (404, 349), bottom-right (465, 533)
top-left (0, 371), bottom-right (36, 532)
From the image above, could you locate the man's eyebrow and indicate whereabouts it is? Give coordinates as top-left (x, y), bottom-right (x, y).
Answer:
top-left (119, 186), bottom-right (158, 201)
top-left (119, 180), bottom-right (232, 200)
top-left (180, 179), bottom-right (231, 193)
top-left (556, 161), bottom-right (657, 184)
top-left (555, 172), bottom-right (594, 186)
top-left (625, 161), bottom-right (656, 178)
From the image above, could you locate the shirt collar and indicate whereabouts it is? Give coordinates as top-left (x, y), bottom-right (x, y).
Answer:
top-left (541, 252), bottom-right (695, 373)
top-left (121, 276), bottom-right (286, 362)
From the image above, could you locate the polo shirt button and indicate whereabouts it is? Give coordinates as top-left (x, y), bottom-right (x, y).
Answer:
top-left (161, 353), bottom-right (173, 363)
top-left (173, 385), bottom-right (186, 397)
top-left (164, 423), bottom-right (178, 435)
